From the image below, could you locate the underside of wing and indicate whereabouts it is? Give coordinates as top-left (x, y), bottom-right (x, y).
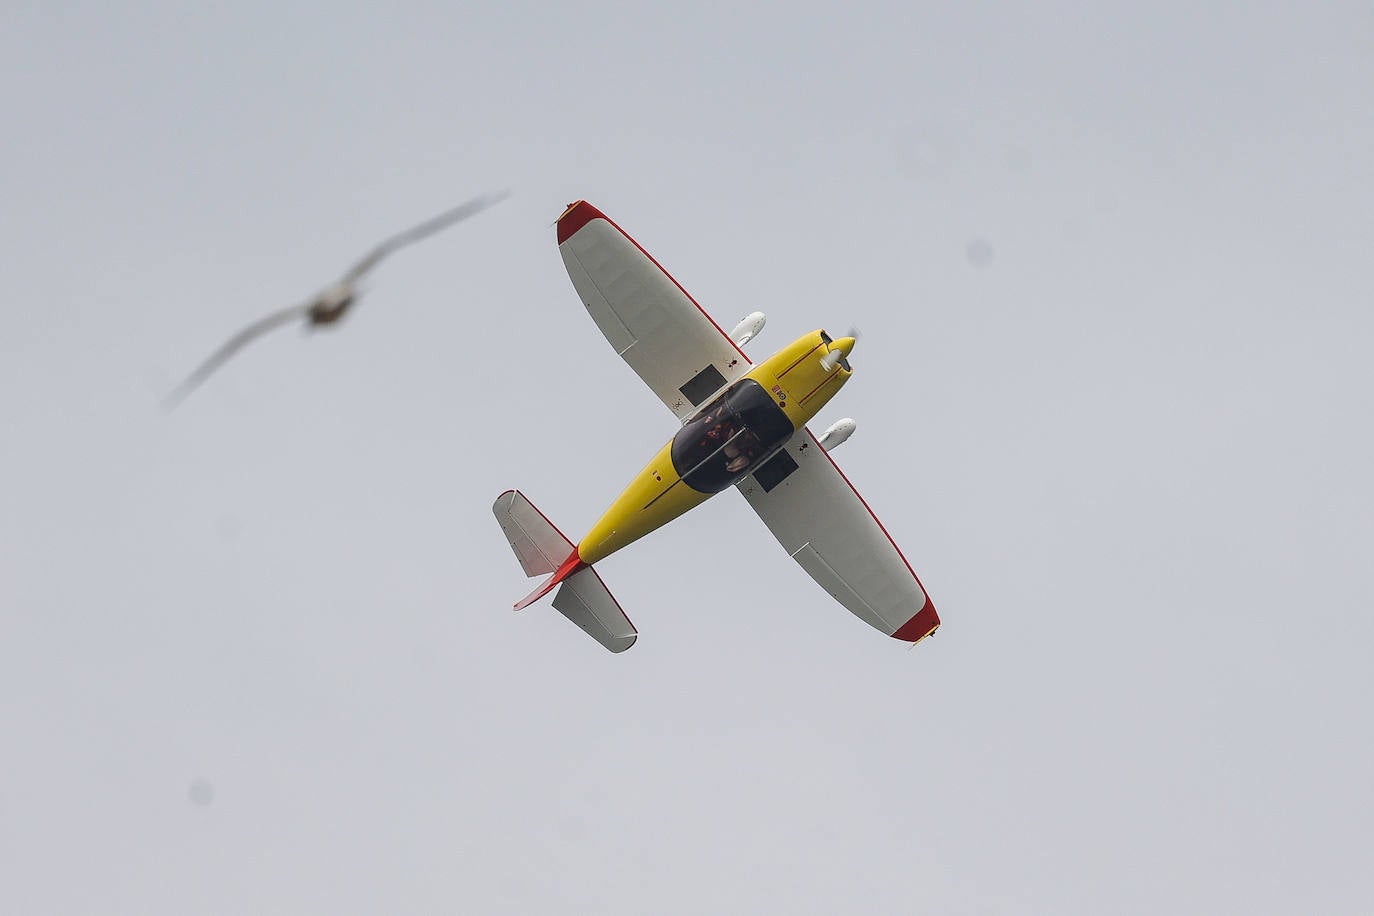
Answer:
top-left (557, 201), bottom-right (751, 420)
top-left (737, 430), bottom-right (940, 643)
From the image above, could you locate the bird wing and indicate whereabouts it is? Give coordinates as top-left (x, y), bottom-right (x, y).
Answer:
top-left (164, 301), bottom-right (310, 408)
top-left (341, 190), bottom-right (510, 283)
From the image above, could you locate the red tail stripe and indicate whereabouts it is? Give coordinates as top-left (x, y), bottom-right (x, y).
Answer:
top-left (513, 548), bottom-right (587, 610)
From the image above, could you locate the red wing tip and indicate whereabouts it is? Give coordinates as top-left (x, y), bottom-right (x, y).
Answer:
top-left (892, 601), bottom-right (941, 644)
top-left (555, 200), bottom-right (607, 244)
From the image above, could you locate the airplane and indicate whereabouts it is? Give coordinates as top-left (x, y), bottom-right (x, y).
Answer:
top-left (492, 200), bottom-right (941, 653)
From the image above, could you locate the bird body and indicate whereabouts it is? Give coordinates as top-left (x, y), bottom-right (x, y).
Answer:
top-left (307, 282), bottom-right (356, 325)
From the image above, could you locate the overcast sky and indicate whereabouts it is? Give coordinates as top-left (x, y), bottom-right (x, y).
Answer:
top-left (2, 2), bottom-right (1372, 913)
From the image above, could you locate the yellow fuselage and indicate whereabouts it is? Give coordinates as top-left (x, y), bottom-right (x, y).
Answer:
top-left (577, 331), bottom-right (852, 565)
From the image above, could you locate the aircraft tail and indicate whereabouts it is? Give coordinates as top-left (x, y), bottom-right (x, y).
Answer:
top-left (491, 490), bottom-right (638, 653)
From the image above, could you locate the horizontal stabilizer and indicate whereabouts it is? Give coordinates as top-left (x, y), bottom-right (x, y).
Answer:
top-left (552, 567), bottom-right (638, 653)
top-left (492, 489), bottom-right (573, 578)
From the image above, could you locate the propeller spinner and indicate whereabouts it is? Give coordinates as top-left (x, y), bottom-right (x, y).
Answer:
top-left (820, 331), bottom-right (856, 372)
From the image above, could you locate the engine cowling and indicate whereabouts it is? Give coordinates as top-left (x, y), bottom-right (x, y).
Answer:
top-left (730, 311), bottom-right (766, 346)
top-left (818, 418), bottom-right (856, 451)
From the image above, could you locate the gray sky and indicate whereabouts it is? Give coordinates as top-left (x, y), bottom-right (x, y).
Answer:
top-left (2, 2), bottom-right (1372, 913)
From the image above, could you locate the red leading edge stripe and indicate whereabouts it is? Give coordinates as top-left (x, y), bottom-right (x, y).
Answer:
top-left (555, 200), bottom-right (752, 366)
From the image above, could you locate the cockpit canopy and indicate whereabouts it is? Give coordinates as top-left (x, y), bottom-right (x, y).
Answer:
top-left (671, 379), bottom-right (795, 494)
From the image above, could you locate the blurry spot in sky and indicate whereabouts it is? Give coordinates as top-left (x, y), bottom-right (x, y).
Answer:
top-left (893, 134), bottom-right (954, 180)
top-left (966, 238), bottom-right (995, 269)
top-left (188, 779), bottom-right (215, 807)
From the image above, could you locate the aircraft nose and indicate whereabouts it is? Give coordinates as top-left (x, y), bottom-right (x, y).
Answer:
top-left (832, 336), bottom-right (856, 358)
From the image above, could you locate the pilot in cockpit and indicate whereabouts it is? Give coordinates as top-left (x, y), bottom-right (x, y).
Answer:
top-left (723, 431), bottom-right (760, 472)
top-left (699, 415), bottom-right (734, 448)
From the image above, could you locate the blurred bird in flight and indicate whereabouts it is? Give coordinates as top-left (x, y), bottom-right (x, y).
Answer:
top-left (165, 190), bottom-right (509, 408)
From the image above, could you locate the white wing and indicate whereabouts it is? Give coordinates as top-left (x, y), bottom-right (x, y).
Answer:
top-left (737, 429), bottom-right (941, 643)
top-left (556, 201), bottom-right (751, 420)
